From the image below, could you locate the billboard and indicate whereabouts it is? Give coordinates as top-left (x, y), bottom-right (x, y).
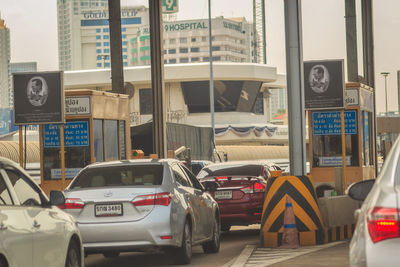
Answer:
top-left (13, 72), bottom-right (64, 124)
top-left (304, 60), bottom-right (344, 110)
top-left (181, 80), bottom-right (262, 113)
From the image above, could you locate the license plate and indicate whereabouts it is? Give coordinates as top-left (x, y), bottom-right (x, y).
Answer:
top-left (95, 204), bottom-right (123, 217)
top-left (214, 190), bottom-right (232, 200)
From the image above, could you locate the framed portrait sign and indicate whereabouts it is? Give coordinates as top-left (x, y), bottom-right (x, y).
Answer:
top-left (13, 71), bottom-right (64, 124)
top-left (304, 60), bottom-right (345, 110)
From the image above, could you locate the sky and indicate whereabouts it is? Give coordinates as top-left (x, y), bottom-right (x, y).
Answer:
top-left (0, 0), bottom-right (399, 113)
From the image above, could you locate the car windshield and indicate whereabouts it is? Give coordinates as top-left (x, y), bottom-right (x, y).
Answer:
top-left (197, 164), bottom-right (262, 178)
top-left (69, 164), bottom-right (164, 189)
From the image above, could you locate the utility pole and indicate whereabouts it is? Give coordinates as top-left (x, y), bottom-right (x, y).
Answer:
top-left (381, 72), bottom-right (390, 114)
top-left (108, 0), bottom-right (124, 94)
top-left (284, 0), bottom-right (306, 176)
top-left (149, 0), bottom-right (166, 158)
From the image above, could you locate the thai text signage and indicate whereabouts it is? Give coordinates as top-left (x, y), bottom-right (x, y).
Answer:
top-left (65, 96), bottom-right (91, 116)
top-left (312, 110), bottom-right (357, 135)
top-left (44, 121), bottom-right (89, 148)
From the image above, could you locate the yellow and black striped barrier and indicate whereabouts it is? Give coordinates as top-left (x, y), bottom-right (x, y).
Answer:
top-left (261, 175), bottom-right (326, 247)
top-left (324, 224), bottom-right (355, 243)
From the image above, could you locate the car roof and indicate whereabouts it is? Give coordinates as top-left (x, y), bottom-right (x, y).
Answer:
top-left (206, 160), bottom-right (277, 168)
top-left (86, 158), bottom-right (180, 169)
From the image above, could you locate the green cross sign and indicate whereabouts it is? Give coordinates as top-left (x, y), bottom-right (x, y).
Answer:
top-left (162, 0), bottom-right (179, 13)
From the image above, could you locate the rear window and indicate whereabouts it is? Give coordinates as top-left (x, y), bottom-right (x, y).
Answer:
top-left (69, 164), bottom-right (164, 189)
top-left (197, 164), bottom-right (262, 178)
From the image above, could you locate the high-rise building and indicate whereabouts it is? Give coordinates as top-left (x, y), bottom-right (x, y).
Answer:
top-left (0, 13), bottom-right (11, 109)
top-left (57, 0), bottom-right (109, 70)
top-left (57, 1), bottom-right (256, 70)
top-left (269, 88), bottom-right (288, 118)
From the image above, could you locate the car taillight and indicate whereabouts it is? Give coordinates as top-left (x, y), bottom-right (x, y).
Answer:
top-left (240, 182), bottom-right (265, 194)
top-left (59, 198), bottom-right (85, 210)
top-left (367, 207), bottom-right (400, 243)
top-left (132, 192), bottom-right (172, 207)
top-left (254, 182), bottom-right (265, 193)
top-left (216, 176), bottom-right (228, 181)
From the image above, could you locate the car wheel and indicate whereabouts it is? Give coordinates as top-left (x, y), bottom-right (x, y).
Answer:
top-left (103, 252), bottom-right (120, 258)
top-left (0, 257), bottom-right (7, 267)
top-left (221, 223), bottom-right (231, 232)
top-left (65, 240), bottom-right (81, 267)
top-left (173, 220), bottom-right (192, 265)
top-left (202, 215), bottom-right (220, 253)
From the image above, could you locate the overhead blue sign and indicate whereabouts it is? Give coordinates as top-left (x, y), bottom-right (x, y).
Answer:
top-left (44, 121), bottom-right (89, 148)
top-left (312, 110), bottom-right (357, 135)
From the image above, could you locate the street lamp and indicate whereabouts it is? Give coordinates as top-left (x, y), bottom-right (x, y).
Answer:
top-left (381, 72), bottom-right (390, 114)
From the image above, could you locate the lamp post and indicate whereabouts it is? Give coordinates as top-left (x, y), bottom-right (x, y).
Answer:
top-left (381, 72), bottom-right (390, 114)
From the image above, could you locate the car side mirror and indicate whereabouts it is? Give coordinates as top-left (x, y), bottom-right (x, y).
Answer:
top-left (49, 190), bottom-right (66, 206)
top-left (202, 181), bottom-right (219, 192)
top-left (347, 179), bottom-right (375, 201)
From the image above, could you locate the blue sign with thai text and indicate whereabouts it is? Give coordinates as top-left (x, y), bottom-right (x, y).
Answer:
top-left (44, 121), bottom-right (89, 148)
top-left (312, 110), bottom-right (357, 135)
top-left (0, 108), bottom-right (9, 135)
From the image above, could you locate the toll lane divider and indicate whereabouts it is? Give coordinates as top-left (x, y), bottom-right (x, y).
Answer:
top-left (260, 175), bottom-right (354, 247)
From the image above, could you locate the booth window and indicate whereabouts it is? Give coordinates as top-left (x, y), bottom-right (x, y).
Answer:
top-left (119, 121), bottom-right (126, 160)
top-left (93, 119), bottom-right (104, 162)
top-left (361, 111), bottom-right (374, 166)
top-left (139, 88), bottom-right (153, 115)
top-left (105, 120), bottom-right (118, 161)
top-left (311, 110), bottom-right (359, 168)
top-left (43, 120), bottom-right (91, 180)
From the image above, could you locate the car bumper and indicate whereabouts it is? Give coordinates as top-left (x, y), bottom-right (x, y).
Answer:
top-left (77, 208), bottom-right (181, 252)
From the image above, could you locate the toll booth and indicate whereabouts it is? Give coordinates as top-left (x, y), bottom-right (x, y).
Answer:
top-left (40, 90), bottom-right (131, 194)
top-left (308, 82), bottom-right (376, 191)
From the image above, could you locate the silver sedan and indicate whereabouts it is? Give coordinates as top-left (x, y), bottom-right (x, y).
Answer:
top-left (349, 135), bottom-right (400, 266)
top-left (61, 159), bottom-right (220, 264)
top-left (0, 156), bottom-right (83, 267)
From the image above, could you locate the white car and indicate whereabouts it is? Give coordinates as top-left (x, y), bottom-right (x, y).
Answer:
top-left (0, 156), bottom-right (84, 267)
top-left (348, 135), bottom-right (400, 267)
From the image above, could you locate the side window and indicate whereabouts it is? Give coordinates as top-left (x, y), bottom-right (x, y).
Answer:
top-left (0, 174), bottom-right (13, 205)
top-left (171, 164), bottom-right (192, 187)
top-left (6, 170), bottom-right (42, 206)
top-left (180, 164), bottom-right (204, 191)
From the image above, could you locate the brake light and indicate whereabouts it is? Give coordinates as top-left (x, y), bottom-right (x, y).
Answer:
top-left (240, 182), bottom-right (266, 194)
top-left (132, 192), bottom-right (172, 206)
top-left (59, 198), bottom-right (85, 209)
top-left (216, 176), bottom-right (228, 181)
top-left (254, 182), bottom-right (266, 193)
top-left (367, 207), bottom-right (400, 243)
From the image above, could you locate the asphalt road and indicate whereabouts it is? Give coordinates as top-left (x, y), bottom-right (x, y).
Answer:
top-left (84, 225), bottom-right (260, 267)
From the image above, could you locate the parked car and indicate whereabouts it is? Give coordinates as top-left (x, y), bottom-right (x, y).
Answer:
top-left (197, 161), bottom-right (280, 231)
top-left (348, 135), bottom-right (400, 267)
top-left (0, 156), bottom-right (83, 267)
top-left (183, 160), bottom-right (214, 176)
top-left (60, 159), bottom-right (220, 265)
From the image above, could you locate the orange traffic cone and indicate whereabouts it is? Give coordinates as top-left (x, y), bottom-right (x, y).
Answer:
top-left (280, 195), bottom-right (299, 249)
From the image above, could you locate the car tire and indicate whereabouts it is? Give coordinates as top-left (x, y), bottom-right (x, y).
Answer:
top-left (221, 223), bottom-right (231, 232)
top-left (103, 252), bottom-right (120, 258)
top-left (65, 240), bottom-right (81, 267)
top-left (202, 215), bottom-right (220, 253)
top-left (0, 257), bottom-right (7, 267)
top-left (173, 220), bottom-right (192, 265)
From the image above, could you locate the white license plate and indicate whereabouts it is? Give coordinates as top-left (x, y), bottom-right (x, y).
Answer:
top-left (214, 190), bottom-right (232, 200)
top-left (95, 204), bottom-right (123, 217)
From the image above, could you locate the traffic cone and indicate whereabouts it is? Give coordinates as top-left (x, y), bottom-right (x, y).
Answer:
top-left (280, 195), bottom-right (299, 249)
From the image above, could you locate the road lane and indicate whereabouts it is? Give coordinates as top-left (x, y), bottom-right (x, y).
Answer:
top-left (85, 225), bottom-right (260, 267)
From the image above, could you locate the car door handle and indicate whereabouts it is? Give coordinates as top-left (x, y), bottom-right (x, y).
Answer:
top-left (0, 222), bottom-right (7, 231)
top-left (33, 220), bottom-right (41, 229)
